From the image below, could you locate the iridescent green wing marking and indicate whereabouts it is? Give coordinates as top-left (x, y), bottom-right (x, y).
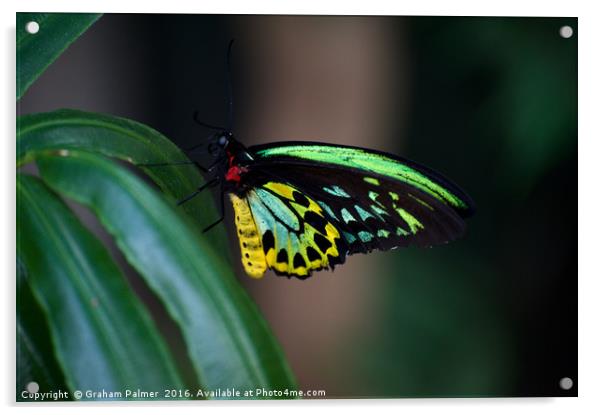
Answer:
top-left (252, 142), bottom-right (473, 214)
top-left (248, 141), bottom-right (474, 255)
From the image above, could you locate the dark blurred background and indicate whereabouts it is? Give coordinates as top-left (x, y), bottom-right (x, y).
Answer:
top-left (18, 14), bottom-right (577, 397)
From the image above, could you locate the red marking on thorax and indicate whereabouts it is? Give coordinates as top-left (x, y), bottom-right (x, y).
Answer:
top-left (225, 150), bottom-right (248, 183)
top-left (226, 166), bottom-right (246, 182)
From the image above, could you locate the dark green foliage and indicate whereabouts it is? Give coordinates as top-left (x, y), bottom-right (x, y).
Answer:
top-left (16, 14), bottom-right (296, 400)
top-left (17, 13), bottom-right (101, 99)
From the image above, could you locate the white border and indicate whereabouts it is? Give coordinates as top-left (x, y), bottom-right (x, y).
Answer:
top-left (5, 0), bottom-right (583, 16)
top-left (3, 0), bottom-right (600, 414)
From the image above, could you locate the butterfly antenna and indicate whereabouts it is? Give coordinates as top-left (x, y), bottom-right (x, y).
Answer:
top-left (138, 159), bottom-right (209, 173)
top-left (193, 110), bottom-right (224, 131)
top-left (226, 38), bottom-right (235, 132)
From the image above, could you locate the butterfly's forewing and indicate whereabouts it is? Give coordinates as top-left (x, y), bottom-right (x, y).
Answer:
top-left (230, 141), bottom-right (474, 278)
top-left (251, 164), bottom-right (468, 255)
top-left (248, 142), bottom-right (474, 255)
top-left (250, 142), bottom-right (474, 215)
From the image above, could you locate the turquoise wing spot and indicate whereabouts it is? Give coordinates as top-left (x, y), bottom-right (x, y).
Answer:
top-left (340, 208), bottom-right (356, 223)
top-left (354, 205), bottom-right (377, 221)
top-left (323, 185), bottom-right (351, 198)
top-left (358, 231), bottom-right (373, 242)
top-left (369, 190), bottom-right (379, 203)
top-left (255, 188), bottom-right (300, 231)
top-left (370, 204), bottom-right (389, 217)
top-left (247, 191), bottom-right (280, 234)
top-left (317, 201), bottom-right (338, 221)
top-left (342, 231), bottom-right (357, 244)
top-left (369, 191), bottom-right (387, 210)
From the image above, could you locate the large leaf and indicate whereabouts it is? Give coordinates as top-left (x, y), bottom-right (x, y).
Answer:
top-left (17, 13), bottom-right (102, 100)
top-left (16, 109), bottom-right (229, 253)
top-left (17, 174), bottom-right (186, 399)
top-left (36, 151), bottom-right (297, 396)
top-left (17, 258), bottom-right (69, 401)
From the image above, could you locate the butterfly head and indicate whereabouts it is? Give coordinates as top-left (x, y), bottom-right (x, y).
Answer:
top-left (216, 131), bottom-right (232, 147)
top-left (205, 131), bottom-right (234, 157)
top-left (207, 131), bottom-right (254, 164)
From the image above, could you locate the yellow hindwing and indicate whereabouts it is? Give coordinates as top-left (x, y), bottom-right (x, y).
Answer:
top-left (229, 194), bottom-right (267, 278)
top-left (230, 183), bottom-right (344, 279)
top-left (249, 182), bottom-right (343, 278)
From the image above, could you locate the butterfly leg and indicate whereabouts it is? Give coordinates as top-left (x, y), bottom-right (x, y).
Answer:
top-left (202, 183), bottom-right (226, 233)
top-left (177, 178), bottom-right (219, 206)
top-left (185, 142), bottom-right (208, 154)
top-left (206, 156), bottom-right (226, 172)
top-left (138, 157), bottom-right (213, 173)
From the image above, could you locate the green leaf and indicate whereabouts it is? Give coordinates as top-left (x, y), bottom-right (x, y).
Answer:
top-left (17, 174), bottom-right (186, 399)
top-left (16, 109), bottom-right (228, 253)
top-left (17, 258), bottom-right (69, 401)
top-left (36, 151), bottom-right (297, 397)
top-left (17, 13), bottom-right (101, 100)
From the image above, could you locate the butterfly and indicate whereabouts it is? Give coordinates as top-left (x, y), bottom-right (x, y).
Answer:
top-left (172, 129), bottom-right (475, 280)
top-left (151, 40), bottom-right (475, 279)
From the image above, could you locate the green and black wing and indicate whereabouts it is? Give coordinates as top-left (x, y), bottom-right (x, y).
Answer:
top-left (247, 141), bottom-right (475, 261)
